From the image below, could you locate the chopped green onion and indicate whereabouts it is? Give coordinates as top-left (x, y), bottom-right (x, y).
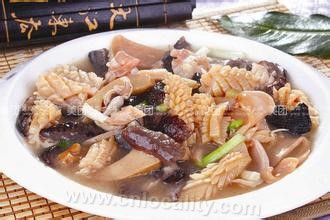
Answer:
top-left (135, 101), bottom-right (148, 110)
top-left (225, 89), bottom-right (239, 99)
top-left (139, 100), bottom-right (148, 105)
top-left (195, 160), bottom-right (204, 168)
top-left (56, 139), bottom-right (73, 149)
top-left (227, 119), bottom-right (244, 133)
top-left (156, 103), bottom-right (168, 112)
top-left (201, 134), bottom-right (246, 167)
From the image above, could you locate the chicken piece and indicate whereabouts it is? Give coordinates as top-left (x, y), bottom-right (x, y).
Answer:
top-left (28, 100), bottom-right (61, 148)
top-left (36, 65), bottom-right (103, 105)
top-left (106, 106), bottom-right (145, 126)
top-left (77, 137), bottom-right (117, 176)
top-left (105, 51), bottom-right (140, 82)
top-left (129, 69), bottom-right (198, 93)
top-left (82, 103), bottom-right (144, 131)
top-left (103, 96), bottom-right (124, 116)
top-left (171, 48), bottom-right (210, 79)
top-left (180, 151), bottom-right (251, 201)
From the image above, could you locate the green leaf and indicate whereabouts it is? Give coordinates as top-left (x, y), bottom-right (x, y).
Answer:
top-left (201, 134), bottom-right (246, 167)
top-left (218, 12), bottom-right (330, 58)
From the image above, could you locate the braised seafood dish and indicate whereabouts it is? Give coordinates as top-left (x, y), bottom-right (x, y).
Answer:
top-left (16, 35), bottom-right (319, 201)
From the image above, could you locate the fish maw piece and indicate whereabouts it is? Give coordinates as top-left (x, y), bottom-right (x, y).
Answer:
top-left (95, 149), bottom-right (161, 181)
top-left (111, 35), bottom-right (166, 68)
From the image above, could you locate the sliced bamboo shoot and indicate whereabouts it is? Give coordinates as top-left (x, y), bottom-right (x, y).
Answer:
top-left (86, 77), bottom-right (127, 110)
top-left (95, 149), bottom-right (161, 181)
top-left (127, 74), bottom-right (154, 95)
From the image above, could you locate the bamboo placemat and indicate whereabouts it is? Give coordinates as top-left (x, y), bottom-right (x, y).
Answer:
top-left (0, 2), bottom-right (329, 219)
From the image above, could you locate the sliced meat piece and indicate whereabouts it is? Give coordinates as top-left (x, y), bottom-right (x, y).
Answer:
top-left (111, 35), bottom-right (165, 68)
top-left (105, 51), bottom-right (140, 81)
top-left (162, 36), bottom-right (191, 72)
top-left (106, 106), bottom-right (145, 126)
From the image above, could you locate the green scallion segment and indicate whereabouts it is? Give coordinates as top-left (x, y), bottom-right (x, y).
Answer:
top-left (140, 100), bottom-right (148, 105)
top-left (227, 119), bottom-right (244, 133)
top-left (135, 101), bottom-right (148, 110)
top-left (156, 103), bottom-right (169, 112)
top-left (195, 160), bottom-right (204, 168)
top-left (56, 139), bottom-right (72, 149)
top-left (201, 134), bottom-right (246, 167)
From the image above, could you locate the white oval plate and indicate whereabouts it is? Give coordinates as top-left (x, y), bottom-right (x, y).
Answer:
top-left (0, 29), bottom-right (329, 219)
